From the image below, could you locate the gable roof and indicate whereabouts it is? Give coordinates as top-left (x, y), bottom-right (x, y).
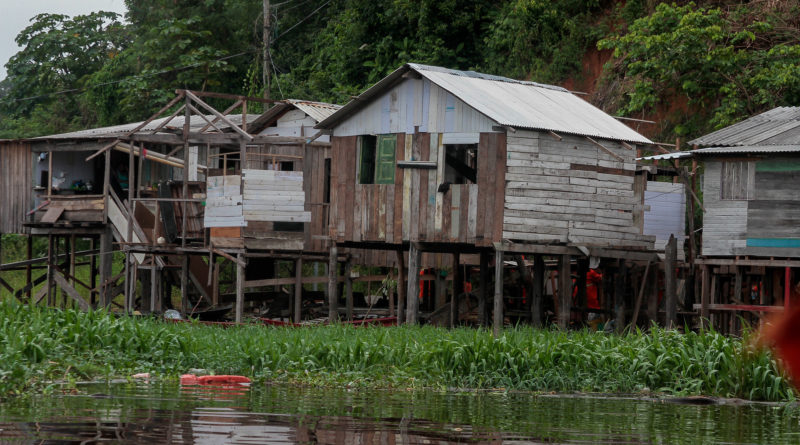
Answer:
top-left (249, 99), bottom-right (341, 133)
top-left (689, 107), bottom-right (800, 147)
top-left (317, 63), bottom-right (652, 144)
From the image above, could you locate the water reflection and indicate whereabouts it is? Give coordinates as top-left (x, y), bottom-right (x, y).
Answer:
top-left (0, 382), bottom-right (798, 444)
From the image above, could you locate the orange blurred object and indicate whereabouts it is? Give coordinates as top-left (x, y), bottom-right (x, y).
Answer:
top-left (762, 305), bottom-right (800, 386)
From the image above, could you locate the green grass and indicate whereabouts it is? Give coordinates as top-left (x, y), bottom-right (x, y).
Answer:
top-left (0, 300), bottom-right (793, 401)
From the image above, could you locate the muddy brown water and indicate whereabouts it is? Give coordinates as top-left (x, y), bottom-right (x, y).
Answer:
top-left (0, 381), bottom-right (798, 444)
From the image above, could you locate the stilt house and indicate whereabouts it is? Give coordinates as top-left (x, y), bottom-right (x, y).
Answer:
top-left (316, 63), bottom-right (657, 327)
top-left (689, 107), bottom-right (800, 321)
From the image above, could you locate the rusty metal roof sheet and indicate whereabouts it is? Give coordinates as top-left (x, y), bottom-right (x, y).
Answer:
top-left (689, 107), bottom-right (800, 147)
top-left (317, 63), bottom-right (652, 144)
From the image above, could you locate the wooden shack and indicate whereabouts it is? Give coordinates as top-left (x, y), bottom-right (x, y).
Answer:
top-left (689, 107), bottom-right (800, 328)
top-left (317, 63), bottom-right (658, 330)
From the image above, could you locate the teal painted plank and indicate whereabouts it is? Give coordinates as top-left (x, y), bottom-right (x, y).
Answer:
top-left (755, 160), bottom-right (800, 172)
top-left (747, 238), bottom-right (800, 248)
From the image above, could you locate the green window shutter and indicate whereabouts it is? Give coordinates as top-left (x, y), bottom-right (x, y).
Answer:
top-left (375, 134), bottom-right (396, 184)
top-left (358, 136), bottom-right (376, 184)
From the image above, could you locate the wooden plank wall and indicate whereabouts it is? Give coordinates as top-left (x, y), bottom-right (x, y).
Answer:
top-left (0, 141), bottom-right (32, 234)
top-left (205, 175), bottom-right (245, 227)
top-left (702, 160), bottom-right (749, 256)
top-left (330, 132), bottom-right (505, 248)
top-left (503, 131), bottom-right (653, 249)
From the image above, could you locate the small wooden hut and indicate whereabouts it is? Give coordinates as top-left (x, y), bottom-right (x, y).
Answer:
top-left (316, 63), bottom-right (659, 330)
top-left (689, 107), bottom-right (800, 327)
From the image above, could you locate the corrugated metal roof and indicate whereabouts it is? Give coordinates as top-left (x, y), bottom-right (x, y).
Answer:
top-left (689, 107), bottom-right (800, 147)
top-left (317, 63), bottom-right (652, 144)
top-left (34, 114), bottom-right (257, 140)
top-left (637, 152), bottom-right (693, 161)
top-left (690, 145), bottom-right (800, 155)
top-left (288, 99), bottom-right (341, 123)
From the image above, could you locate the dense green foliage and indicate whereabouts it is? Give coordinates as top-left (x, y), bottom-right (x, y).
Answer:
top-left (0, 301), bottom-right (793, 401)
top-left (2, 1), bottom-right (800, 140)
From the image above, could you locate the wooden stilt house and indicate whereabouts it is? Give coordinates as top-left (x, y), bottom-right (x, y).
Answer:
top-left (317, 63), bottom-right (659, 329)
top-left (689, 107), bottom-right (800, 327)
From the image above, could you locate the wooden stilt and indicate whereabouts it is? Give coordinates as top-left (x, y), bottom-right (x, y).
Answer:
top-left (98, 227), bottom-right (113, 308)
top-left (664, 234), bottom-right (677, 329)
top-left (345, 259), bottom-right (353, 321)
top-left (294, 258), bottom-right (302, 323)
top-left (328, 245), bottom-right (338, 323)
top-left (89, 237), bottom-right (97, 306)
top-left (576, 258), bottom-right (588, 320)
top-left (532, 254), bottom-right (544, 328)
top-left (405, 244), bottom-right (421, 325)
top-left (557, 255), bottom-right (572, 329)
top-left (180, 256), bottom-right (189, 314)
top-left (493, 249), bottom-right (504, 338)
top-left (46, 235), bottom-right (54, 307)
top-left (395, 250), bottom-right (405, 323)
top-left (26, 235), bottom-right (33, 300)
top-left (435, 267), bottom-right (446, 313)
top-left (235, 253), bottom-right (244, 324)
top-left (451, 252), bottom-right (461, 328)
top-left (614, 260), bottom-right (627, 333)
top-left (478, 251), bottom-right (489, 326)
top-left (69, 235), bottom-right (77, 309)
top-left (150, 256), bottom-right (158, 313)
top-left (785, 267), bottom-right (792, 310)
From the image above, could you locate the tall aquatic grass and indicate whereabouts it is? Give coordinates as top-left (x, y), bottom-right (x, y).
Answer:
top-left (0, 300), bottom-right (793, 401)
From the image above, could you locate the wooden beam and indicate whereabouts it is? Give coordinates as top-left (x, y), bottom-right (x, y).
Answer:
top-left (532, 254), bottom-right (544, 328)
top-left (557, 255), bottom-right (571, 329)
top-left (396, 250), bottom-right (406, 324)
top-left (199, 100), bottom-right (242, 133)
top-left (213, 248), bottom-right (246, 267)
top-left (548, 130), bottom-right (562, 141)
top-left (631, 261), bottom-right (651, 329)
top-left (294, 258), bottom-right (302, 323)
top-left (493, 249), bottom-right (504, 338)
top-left (53, 272), bottom-right (90, 311)
top-left (586, 136), bottom-right (624, 162)
top-left (405, 244), bottom-right (421, 324)
top-left (235, 252), bottom-right (245, 323)
top-left (664, 235), bottom-right (677, 328)
top-left (328, 246), bottom-right (339, 323)
top-left (184, 90), bottom-right (254, 141)
top-left (345, 259), bottom-right (353, 321)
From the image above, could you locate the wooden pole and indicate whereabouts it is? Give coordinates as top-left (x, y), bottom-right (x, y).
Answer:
top-left (493, 249), bottom-right (504, 338)
top-left (46, 235), bottom-right (54, 306)
top-left (89, 237), bottom-right (97, 306)
top-left (576, 258), bottom-right (588, 318)
top-left (532, 254), bottom-right (544, 328)
top-left (405, 244), bottom-right (421, 325)
top-left (180, 256), bottom-right (189, 314)
top-left (328, 245), bottom-right (338, 323)
top-left (99, 227), bottom-right (113, 307)
top-left (664, 234), bottom-right (677, 328)
top-left (785, 266), bottom-right (792, 310)
top-left (395, 250), bottom-right (405, 323)
top-left (345, 259), bottom-right (353, 321)
top-left (451, 252), bottom-right (461, 328)
top-left (25, 235), bottom-right (33, 300)
top-left (478, 251), bottom-right (489, 326)
top-left (631, 261), bottom-right (652, 329)
top-left (181, 100), bottom-right (190, 248)
top-left (614, 260), bottom-right (627, 333)
top-left (150, 254), bottom-right (157, 313)
top-left (557, 255), bottom-right (572, 329)
top-left (235, 253), bottom-right (245, 323)
top-left (294, 258), bottom-right (302, 323)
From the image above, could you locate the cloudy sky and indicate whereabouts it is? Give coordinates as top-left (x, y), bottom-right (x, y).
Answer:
top-left (0, 0), bottom-right (127, 80)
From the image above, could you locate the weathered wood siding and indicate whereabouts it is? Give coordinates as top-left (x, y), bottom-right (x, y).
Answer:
top-left (644, 181), bottom-right (686, 258)
top-left (703, 156), bottom-right (800, 257)
top-left (332, 78), bottom-right (496, 137)
top-left (0, 141), bottom-right (32, 234)
top-left (330, 132), bottom-right (505, 246)
top-left (503, 131), bottom-right (653, 248)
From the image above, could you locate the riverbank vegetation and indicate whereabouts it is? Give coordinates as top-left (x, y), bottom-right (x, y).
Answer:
top-left (0, 301), bottom-right (792, 402)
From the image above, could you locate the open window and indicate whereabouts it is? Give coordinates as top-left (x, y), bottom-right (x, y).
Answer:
top-left (358, 134), bottom-right (396, 184)
top-left (444, 144), bottom-right (477, 184)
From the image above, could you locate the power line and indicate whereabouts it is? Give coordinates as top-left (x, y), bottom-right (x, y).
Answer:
top-left (275, 0), bottom-right (332, 40)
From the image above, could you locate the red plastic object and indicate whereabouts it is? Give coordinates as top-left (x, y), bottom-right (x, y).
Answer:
top-left (180, 374), bottom-right (199, 385)
top-left (196, 375), bottom-right (251, 385)
top-left (763, 305), bottom-right (800, 386)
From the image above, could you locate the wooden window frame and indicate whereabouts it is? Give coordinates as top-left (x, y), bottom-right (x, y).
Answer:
top-left (720, 160), bottom-right (755, 200)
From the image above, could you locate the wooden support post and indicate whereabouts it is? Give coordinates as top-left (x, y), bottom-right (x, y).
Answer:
top-left (181, 101), bottom-right (191, 248)
top-left (26, 235), bottom-right (33, 300)
top-left (700, 266), bottom-right (710, 328)
top-left (235, 253), bottom-right (245, 324)
top-left (435, 267), bottom-right (447, 313)
top-left (451, 252), bottom-right (461, 328)
top-left (614, 260), bottom-right (627, 333)
top-left (149, 255), bottom-right (158, 313)
top-left (345, 259), bottom-right (353, 321)
top-left (405, 244), bottom-right (421, 325)
top-left (395, 250), bottom-right (405, 323)
top-left (493, 249), bottom-right (504, 338)
top-left (478, 251), bottom-right (489, 326)
top-left (576, 257), bottom-right (588, 320)
top-left (69, 235), bottom-right (77, 306)
top-left (294, 258), bottom-right (302, 323)
top-left (631, 261), bottom-right (651, 329)
top-left (785, 267), bottom-right (792, 310)
top-left (99, 227), bottom-right (113, 307)
top-left (557, 255), bottom-right (572, 329)
top-left (328, 246), bottom-right (338, 323)
top-left (532, 254), bottom-right (544, 328)
top-left (180, 255), bottom-right (189, 314)
top-left (46, 235), bottom-right (54, 307)
top-left (89, 237), bottom-right (97, 306)
top-left (664, 234), bottom-right (677, 329)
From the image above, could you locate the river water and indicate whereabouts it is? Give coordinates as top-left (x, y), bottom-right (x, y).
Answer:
top-left (0, 381), bottom-right (798, 444)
